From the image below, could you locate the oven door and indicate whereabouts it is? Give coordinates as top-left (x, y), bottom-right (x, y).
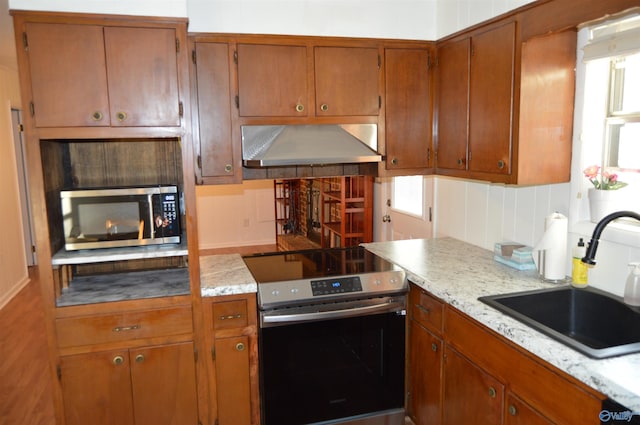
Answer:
top-left (259, 296), bottom-right (406, 425)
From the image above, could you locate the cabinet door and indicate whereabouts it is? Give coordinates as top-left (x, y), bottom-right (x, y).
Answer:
top-left (104, 27), bottom-right (181, 127)
top-left (385, 48), bottom-right (432, 170)
top-left (194, 42), bottom-right (238, 181)
top-left (60, 350), bottom-right (135, 425)
top-left (435, 38), bottom-right (470, 171)
top-left (468, 22), bottom-right (515, 175)
top-left (442, 347), bottom-right (503, 425)
top-left (409, 321), bottom-right (442, 425)
top-left (26, 23), bottom-right (110, 128)
top-left (129, 342), bottom-right (199, 425)
top-left (504, 392), bottom-right (553, 425)
top-left (314, 46), bottom-right (380, 116)
top-left (215, 336), bottom-right (252, 425)
top-left (237, 44), bottom-right (308, 117)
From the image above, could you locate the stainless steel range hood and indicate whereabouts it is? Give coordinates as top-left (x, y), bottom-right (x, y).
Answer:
top-left (241, 124), bottom-right (381, 167)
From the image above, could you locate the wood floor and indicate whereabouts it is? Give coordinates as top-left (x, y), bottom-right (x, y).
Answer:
top-left (0, 270), bottom-right (55, 425)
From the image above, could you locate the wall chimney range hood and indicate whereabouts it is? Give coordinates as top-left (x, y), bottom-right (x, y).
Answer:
top-left (241, 124), bottom-right (381, 167)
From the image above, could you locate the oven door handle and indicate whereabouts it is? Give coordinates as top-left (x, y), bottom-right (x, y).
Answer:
top-left (262, 300), bottom-right (406, 325)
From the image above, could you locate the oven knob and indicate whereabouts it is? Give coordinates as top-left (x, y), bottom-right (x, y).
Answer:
top-left (390, 278), bottom-right (397, 284)
top-left (290, 288), bottom-right (299, 294)
top-left (374, 279), bottom-right (381, 285)
top-left (271, 290), bottom-right (280, 296)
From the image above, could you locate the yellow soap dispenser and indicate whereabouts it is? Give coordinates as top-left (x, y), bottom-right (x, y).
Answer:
top-left (571, 238), bottom-right (588, 288)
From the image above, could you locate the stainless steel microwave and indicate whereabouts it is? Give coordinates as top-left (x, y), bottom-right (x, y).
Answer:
top-left (60, 185), bottom-right (181, 251)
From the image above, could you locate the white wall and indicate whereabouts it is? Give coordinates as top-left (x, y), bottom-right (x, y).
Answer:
top-left (188, 0), bottom-right (437, 40)
top-left (0, 65), bottom-right (27, 309)
top-left (8, 0), bottom-right (187, 17)
top-left (196, 180), bottom-right (276, 249)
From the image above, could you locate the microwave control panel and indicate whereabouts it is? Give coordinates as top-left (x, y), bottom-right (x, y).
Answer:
top-left (153, 193), bottom-right (181, 237)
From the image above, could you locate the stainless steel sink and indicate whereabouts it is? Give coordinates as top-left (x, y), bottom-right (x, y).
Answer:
top-left (479, 286), bottom-right (640, 359)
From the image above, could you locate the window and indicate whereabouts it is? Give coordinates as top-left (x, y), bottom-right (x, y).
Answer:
top-left (392, 175), bottom-right (423, 217)
top-left (604, 53), bottom-right (640, 170)
top-left (580, 13), bottom-right (640, 213)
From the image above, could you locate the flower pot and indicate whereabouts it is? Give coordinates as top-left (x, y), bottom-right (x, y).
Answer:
top-left (588, 187), bottom-right (626, 223)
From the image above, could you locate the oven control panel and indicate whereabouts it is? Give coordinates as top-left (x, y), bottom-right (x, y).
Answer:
top-left (257, 269), bottom-right (407, 309)
top-left (311, 276), bottom-right (363, 296)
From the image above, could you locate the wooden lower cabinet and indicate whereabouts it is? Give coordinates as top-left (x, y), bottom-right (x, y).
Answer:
top-left (442, 346), bottom-right (504, 425)
top-left (408, 321), bottom-right (442, 425)
top-left (60, 342), bottom-right (198, 425)
top-left (205, 294), bottom-right (259, 425)
top-left (215, 336), bottom-right (252, 425)
top-left (407, 284), bottom-right (606, 425)
top-left (504, 392), bottom-right (553, 425)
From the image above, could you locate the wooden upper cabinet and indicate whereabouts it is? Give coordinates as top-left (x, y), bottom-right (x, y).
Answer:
top-left (515, 30), bottom-right (576, 185)
top-left (435, 37), bottom-right (470, 172)
top-left (236, 43), bottom-right (308, 117)
top-left (468, 21), bottom-right (515, 175)
top-left (384, 48), bottom-right (432, 170)
top-left (314, 46), bottom-right (380, 116)
top-left (26, 23), bottom-right (110, 128)
top-left (436, 20), bottom-right (575, 185)
top-left (193, 42), bottom-right (240, 184)
top-left (235, 43), bottom-right (379, 118)
top-left (25, 23), bottom-right (181, 128)
top-left (104, 27), bottom-right (181, 127)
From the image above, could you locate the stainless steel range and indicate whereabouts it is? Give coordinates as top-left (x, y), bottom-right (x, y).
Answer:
top-left (243, 246), bottom-right (407, 425)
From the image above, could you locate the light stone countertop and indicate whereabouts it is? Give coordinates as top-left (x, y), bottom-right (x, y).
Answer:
top-left (362, 237), bottom-right (640, 413)
top-left (200, 254), bottom-right (257, 297)
top-left (197, 239), bottom-right (640, 411)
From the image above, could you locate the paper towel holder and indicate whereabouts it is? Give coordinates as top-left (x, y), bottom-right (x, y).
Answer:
top-left (537, 251), bottom-right (571, 283)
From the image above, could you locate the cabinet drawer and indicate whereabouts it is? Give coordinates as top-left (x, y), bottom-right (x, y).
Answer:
top-left (212, 300), bottom-right (249, 330)
top-left (56, 306), bottom-right (193, 349)
top-left (409, 284), bottom-right (444, 334)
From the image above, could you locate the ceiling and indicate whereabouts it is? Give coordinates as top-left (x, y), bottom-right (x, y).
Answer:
top-left (0, 0), bottom-right (17, 70)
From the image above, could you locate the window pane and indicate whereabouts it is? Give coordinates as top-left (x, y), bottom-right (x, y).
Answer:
top-left (610, 53), bottom-right (640, 114)
top-left (606, 122), bottom-right (640, 169)
top-left (392, 176), bottom-right (423, 216)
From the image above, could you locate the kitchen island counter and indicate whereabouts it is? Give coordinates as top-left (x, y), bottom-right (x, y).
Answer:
top-left (362, 237), bottom-right (640, 412)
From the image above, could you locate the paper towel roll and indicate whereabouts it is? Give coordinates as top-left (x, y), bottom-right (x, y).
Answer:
top-left (533, 212), bottom-right (568, 281)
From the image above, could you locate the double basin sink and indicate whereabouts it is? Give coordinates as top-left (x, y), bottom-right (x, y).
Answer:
top-left (479, 286), bottom-right (640, 359)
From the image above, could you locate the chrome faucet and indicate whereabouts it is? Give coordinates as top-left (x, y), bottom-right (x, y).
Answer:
top-left (582, 211), bottom-right (640, 266)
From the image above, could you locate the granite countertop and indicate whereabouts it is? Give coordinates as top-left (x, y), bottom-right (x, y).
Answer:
top-left (200, 254), bottom-right (257, 297)
top-left (362, 237), bottom-right (640, 412)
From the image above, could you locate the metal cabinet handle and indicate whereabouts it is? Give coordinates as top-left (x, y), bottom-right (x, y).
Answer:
top-left (116, 111), bottom-right (127, 122)
top-left (236, 342), bottom-right (245, 352)
top-left (488, 387), bottom-right (497, 398)
top-left (224, 164), bottom-right (233, 173)
top-left (320, 103), bottom-right (329, 112)
top-left (457, 158), bottom-right (466, 166)
top-left (508, 404), bottom-right (517, 416)
top-left (497, 159), bottom-right (506, 169)
top-left (135, 354), bottom-right (145, 363)
top-left (92, 111), bottom-right (103, 121)
top-left (112, 355), bottom-right (124, 365)
top-left (391, 157), bottom-right (398, 166)
top-left (219, 314), bottom-right (242, 320)
top-left (112, 325), bottom-right (140, 332)
top-left (431, 343), bottom-right (438, 352)
top-left (295, 104), bottom-right (304, 112)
